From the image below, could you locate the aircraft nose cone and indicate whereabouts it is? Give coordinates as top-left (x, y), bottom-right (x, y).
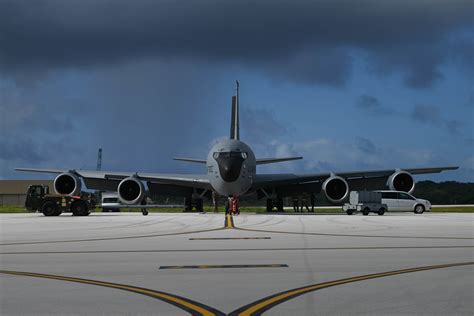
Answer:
top-left (217, 157), bottom-right (244, 182)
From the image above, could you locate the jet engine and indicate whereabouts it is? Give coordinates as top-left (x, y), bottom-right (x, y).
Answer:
top-left (54, 173), bottom-right (82, 196)
top-left (322, 175), bottom-right (349, 204)
top-left (387, 171), bottom-right (415, 194)
top-left (117, 177), bottom-right (145, 205)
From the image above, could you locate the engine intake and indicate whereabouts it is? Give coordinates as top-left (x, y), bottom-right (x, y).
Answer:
top-left (322, 176), bottom-right (349, 204)
top-left (387, 171), bottom-right (415, 194)
top-left (118, 177), bottom-right (145, 205)
top-left (54, 173), bottom-right (81, 196)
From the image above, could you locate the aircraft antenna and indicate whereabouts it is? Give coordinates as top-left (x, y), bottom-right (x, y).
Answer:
top-left (97, 148), bottom-right (102, 171)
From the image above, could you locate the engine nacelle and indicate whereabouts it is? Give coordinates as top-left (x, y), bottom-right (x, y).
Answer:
top-left (387, 171), bottom-right (415, 194)
top-left (322, 175), bottom-right (349, 204)
top-left (54, 173), bottom-right (82, 196)
top-left (117, 177), bottom-right (145, 205)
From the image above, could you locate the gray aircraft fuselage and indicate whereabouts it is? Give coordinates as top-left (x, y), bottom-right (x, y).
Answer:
top-left (207, 139), bottom-right (256, 196)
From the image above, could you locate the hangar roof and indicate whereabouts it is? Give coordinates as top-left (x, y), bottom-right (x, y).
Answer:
top-left (0, 180), bottom-right (54, 195)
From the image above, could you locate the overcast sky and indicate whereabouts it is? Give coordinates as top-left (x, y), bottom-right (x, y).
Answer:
top-left (0, 0), bottom-right (473, 182)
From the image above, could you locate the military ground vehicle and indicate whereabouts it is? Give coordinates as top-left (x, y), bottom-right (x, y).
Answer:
top-left (25, 184), bottom-right (96, 216)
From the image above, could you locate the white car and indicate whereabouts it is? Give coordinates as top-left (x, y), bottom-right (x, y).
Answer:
top-left (101, 192), bottom-right (120, 212)
top-left (375, 191), bottom-right (431, 214)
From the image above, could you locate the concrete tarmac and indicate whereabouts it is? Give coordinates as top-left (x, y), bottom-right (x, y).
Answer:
top-left (1, 212), bottom-right (473, 315)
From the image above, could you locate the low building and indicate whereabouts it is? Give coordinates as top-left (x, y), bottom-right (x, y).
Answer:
top-left (0, 180), bottom-right (54, 206)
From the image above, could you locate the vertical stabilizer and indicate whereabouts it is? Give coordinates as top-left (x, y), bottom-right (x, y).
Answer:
top-left (230, 81), bottom-right (240, 140)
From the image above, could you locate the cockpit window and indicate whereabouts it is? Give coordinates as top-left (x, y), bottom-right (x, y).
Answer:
top-left (213, 151), bottom-right (248, 159)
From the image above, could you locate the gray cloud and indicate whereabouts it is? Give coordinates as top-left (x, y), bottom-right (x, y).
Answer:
top-left (411, 104), bottom-right (462, 134)
top-left (0, 138), bottom-right (44, 163)
top-left (241, 108), bottom-right (289, 144)
top-left (0, 1), bottom-right (473, 87)
top-left (355, 94), bottom-right (397, 116)
top-left (356, 95), bottom-right (465, 134)
top-left (355, 137), bottom-right (377, 155)
top-left (0, 60), bottom-right (232, 179)
top-left (466, 93), bottom-right (474, 107)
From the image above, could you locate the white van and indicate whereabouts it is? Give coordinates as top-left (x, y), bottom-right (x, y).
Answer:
top-left (101, 192), bottom-right (120, 212)
top-left (376, 191), bottom-right (431, 214)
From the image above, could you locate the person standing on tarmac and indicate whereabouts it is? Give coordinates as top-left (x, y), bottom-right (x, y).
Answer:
top-left (231, 195), bottom-right (240, 215)
top-left (293, 196), bottom-right (299, 212)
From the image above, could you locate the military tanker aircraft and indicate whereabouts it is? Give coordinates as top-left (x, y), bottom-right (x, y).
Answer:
top-left (17, 81), bottom-right (458, 213)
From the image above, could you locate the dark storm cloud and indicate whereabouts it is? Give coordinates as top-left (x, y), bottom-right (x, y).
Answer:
top-left (355, 94), bottom-right (397, 116)
top-left (0, 0), bottom-right (472, 87)
top-left (241, 108), bottom-right (288, 144)
top-left (0, 138), bottom-right (44, 162)
top-left (355, 95), bottom-right (464, 134)
top-left (411, 104), bottom-right (461, 134)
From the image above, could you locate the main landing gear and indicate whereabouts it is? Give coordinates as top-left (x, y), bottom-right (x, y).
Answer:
top-left (266, 197), bottom-right (284, 212)
top-left (141, 199), bottom-right (148, 216)
top-left (184, 197), bottom-right (204, 212)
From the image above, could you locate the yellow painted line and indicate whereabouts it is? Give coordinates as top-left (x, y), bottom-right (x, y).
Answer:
top-left (0, 270), bottom-right (225, 316)
top-left (225, 214), bottom-right (235, 229)
top-left (230, 261), bottom-right (474, 316)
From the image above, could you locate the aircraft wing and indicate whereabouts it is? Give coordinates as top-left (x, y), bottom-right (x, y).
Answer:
top-left (15, 168), bottom-right (211, 190)
top-left (256, 157), bottom-right (303, 165)
top-left (252, 166), bottom-right (459, 189)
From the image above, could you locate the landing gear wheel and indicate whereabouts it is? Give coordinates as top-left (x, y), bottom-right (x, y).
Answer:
top-left (196, 199), bottom-right (204, 212)
top-left (362, 208), bottom-right (370, 216)
top-left (184, 197), bottom-right (192, 212)
top-left (378, 208), bottom-right (385, 216)
top-left (266, 199), bottom-right (273, 212)
top-left (71, 200), bottom-right (90, 216)
top-left (142, 210), bottom-right (149, 216)
top-left (346, 210), bottom-right (354, 215)
top-left (414, 204), bottom-right (425, 214)
top-left (41, 201), bottom-right (61, 216)
top-left (276, 198), bottom-right (284, 212)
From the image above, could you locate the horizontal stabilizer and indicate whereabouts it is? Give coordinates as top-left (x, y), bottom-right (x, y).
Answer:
top-left (173, 157), bottom-right (207, 164)
top-left (256, 157), bottom-right (303, 165)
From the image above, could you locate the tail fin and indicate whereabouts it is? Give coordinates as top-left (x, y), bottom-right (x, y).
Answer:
top-left (230, 81), bottom-right (240, 140)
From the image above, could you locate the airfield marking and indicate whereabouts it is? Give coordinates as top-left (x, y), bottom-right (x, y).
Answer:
top-left (228, 261), bottom-right (474, 316)
top-left (189, 237), bottom-right (271, 240)
top-left (225, 213), bottom-right (235, 229)
top-left (0, 270), bottom-right (225, 316)
top-left (2, 245), bottom-right (473, 256)
top-left (3, 262), bottom-right (471, 315)
top-left (0, 228), bottom-right (225, 246)
top-left (236, 227), bottom-right (474, 240)
top-left (159, 264), bottom-right (288, 270)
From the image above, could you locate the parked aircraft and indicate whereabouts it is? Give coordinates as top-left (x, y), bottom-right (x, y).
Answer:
top-left (17, 81), bottom-right (458, 212)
